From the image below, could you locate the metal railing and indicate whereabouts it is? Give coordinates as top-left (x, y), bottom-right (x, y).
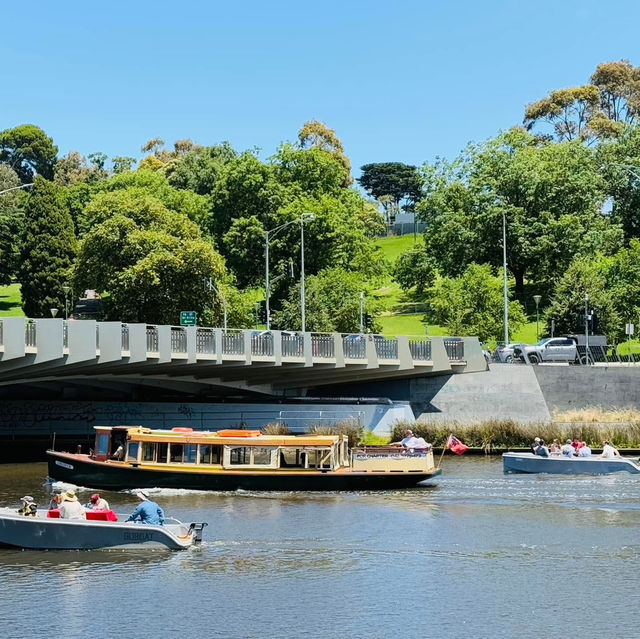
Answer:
top-left (374, 337), bottom-right (398, 360)
top-left (26, 321), bottom-right (36, 347)
top-left (251, 332), bottom-right (274, 356)
top-left (222, 330), bottom-right (245, 355)
top-left (146, 326), bottom-right (159, 352)
top-left (409, 339), bottom-right (431, 361)
top-left (170, 327), bottom-right (187, 353)
top-left (63, 322), bottom-right (68, 348)
top-left (342, 335), bottom-right (366, 359)
top-left (196, 328), bottom-right (215, 355)
top-left (312, 334), bottom-right (335, 358)
top-left (121, 324), bottom-right (129, 351)
top-left (282, 333), bottom-right (304, 357)
top-left (444, 338), bottom-right (464, 361)
top-left (0, 320), bottom-right (3, 346)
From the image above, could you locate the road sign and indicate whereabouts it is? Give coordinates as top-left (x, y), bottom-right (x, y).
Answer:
top-left (626, 323), bottom-right (635, 336)
top-left (180, 311), bottom-right (197, 326)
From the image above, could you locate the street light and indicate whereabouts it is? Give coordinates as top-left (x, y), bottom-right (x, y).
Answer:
top-left (50, 308), bottom-right (58, 318)
top-left (359, 292), bottom-right (365, 334)
top-left (204, 277), bottom-right (227, 332)
top-left (502, 211), bottom-right (509, 345)
top-left (533, 295), bottom-right (542, 341)
top-left (263, 213), bottom-right (314, 331)
top-left (0, 183), bottom-right (34, 197)
top-left (62, 284), bottom-right (71, 320)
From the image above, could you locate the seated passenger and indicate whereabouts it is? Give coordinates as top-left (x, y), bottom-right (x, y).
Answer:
top-left (561, 440), bottom-right (575, 458)
top-left (126, 491), bottom-right (164, 526)
top-left (600, 440), bottom-right (620, 459)
top-left (390, 430), bottom-right (415, 447)
top-left (572, 438), bottom-right (583, 453)
top-left (17, 495), bottom-right (37, 517)
top-left (531, 437), bottom-right (541, 454)
top-left (85, 493), bottom-right (110, 510)
top-left (578, 443), bottom-right (592, 457)
top-left (111, 444), bottom-right (125, 460)
top-left (48, 489), bottom-right (63, 510)
top-left (59, 490), bottom-right (87, 520)
top-left (404, 436), bottom-right (431, 451)
top-left (536, 440), bottom-right (550, 457)
top-left (549, 439), bottom-right (561, 456)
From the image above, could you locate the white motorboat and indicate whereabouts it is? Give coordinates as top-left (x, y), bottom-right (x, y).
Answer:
top-left (503, 452), bottom-right (640, 475)
top-left (0, 508), bottom-right (207, 550)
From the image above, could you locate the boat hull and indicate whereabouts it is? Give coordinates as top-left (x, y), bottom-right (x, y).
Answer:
top-left (0, 509), bottom-right (196, 550)
top-left (48, 451), bottom-right (440, 491)
top-left (503, 452), bottom-right (640, 475)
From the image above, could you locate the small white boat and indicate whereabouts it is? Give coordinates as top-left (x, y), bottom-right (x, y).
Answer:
top-left (503, 452), bottom-right (640, 475)
top-left (0, 508), bottom-right (207, 550)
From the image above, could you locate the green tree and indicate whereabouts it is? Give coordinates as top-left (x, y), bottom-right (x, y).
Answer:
top-left (18, 177), bottom-right (77, 317)
top-left (394, 246), bottom-right (436, 295)
top-left (166, 142), bottom-right (237, 195)
top-left (112, 156), bottom-right (137, 174)
top-left (425, 263), bottom-right (526, 342)
top-left (73, 189), bottom-right (229, 324)
top-left (0, 165), bottom-right (25, 284)
top-left (358, 163), bottom-right (422, 221)
top-left (544, 254), bottom-right (619, 339)
top-left (272, 268), bottom-right (381, 332)
top-left (298, 120), bottom-right (352, 185)
top-left (0, 124), bottom-right (58, 182)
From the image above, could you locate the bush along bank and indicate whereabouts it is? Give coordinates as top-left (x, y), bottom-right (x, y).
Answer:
top-left (390, 419), bottom-right (640, 454)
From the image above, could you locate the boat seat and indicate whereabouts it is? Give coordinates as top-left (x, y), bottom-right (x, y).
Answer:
top-left (86, 510), bottom-right (118, 521)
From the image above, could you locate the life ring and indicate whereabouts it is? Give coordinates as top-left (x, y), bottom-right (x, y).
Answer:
top-left (172, 427), bottom-right (194, 433)
top-left (216, 429), bottom-right (262, 438)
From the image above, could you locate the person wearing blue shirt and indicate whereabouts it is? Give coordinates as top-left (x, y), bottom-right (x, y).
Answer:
top-left (536, 440), bottom-right (550, 457)
top-left (126, 491), bottom-right (165, 525)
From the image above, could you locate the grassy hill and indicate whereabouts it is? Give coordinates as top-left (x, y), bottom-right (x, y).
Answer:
top-left (0, 284), bottom-right (24, 317)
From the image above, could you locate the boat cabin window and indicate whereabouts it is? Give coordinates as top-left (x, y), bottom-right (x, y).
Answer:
top-left (226, 446), bottom-right (277, 467)
top-left (96, 433), bottom-right (110, 456)
top-left (157, 442), bottom-right (168, 463)
top-left (184, 445), bottom-right (198, 463)
top-left (198, 445), bottom-right (221, 465)
top-left (142, 442), bottom-right (155, 462)
top-left (279, 447), bottom-right (335, 469)
top-left (170, 444), bottom-right (184, 463)
top-left (127, 442), bottom-right (140, 462)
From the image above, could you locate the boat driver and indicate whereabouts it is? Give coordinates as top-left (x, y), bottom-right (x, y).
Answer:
top-left (126, 491), bottom-right (165, 526)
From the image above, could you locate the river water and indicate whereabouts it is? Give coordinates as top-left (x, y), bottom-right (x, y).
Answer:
top-left (0, 457), bottom-right (638, 639)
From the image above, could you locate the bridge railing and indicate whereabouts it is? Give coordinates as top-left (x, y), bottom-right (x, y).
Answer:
top-left (444, 338), bottom-right (465, 361)
top-left (170, 327), bottom-right (187, 353)
top-left (409, 339), bottom-right (432, 361)
top-left (146, 325), bottom-right (159, 352)
top-left (121, 324), bottom-right (129, 351)
top-left (282, 332), bottom-right (304, 357)
top-left (222, 329), bottom-right (245, 355)
top-left (196, 327), bottom-right (215, 355)
top-left (374, 336), bottom-right (399, 360)
top-left (251, 331), bottom-right (274, 356)
top-left (311, 334), bottom-right (335, 358)
top-left (26, 321), bottom-right (36, 348)
top-left (342, 334), bottom-right (367, 359)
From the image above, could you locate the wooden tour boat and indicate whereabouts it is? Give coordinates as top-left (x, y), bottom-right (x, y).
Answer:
top-left (47, 426), bottom-right (441, 491)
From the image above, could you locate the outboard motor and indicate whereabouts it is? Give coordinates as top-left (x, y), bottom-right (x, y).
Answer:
top-left (188, 522), bottom-right (208, 544)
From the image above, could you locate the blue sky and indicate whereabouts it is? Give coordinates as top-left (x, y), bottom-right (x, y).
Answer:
top-left (2, 1), bottom-right (638, 176)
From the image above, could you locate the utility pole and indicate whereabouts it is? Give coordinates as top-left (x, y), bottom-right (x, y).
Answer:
top-left (359, 292), bottom-right (364, 334)
top-left (502, 211), bottom-right (509, 345)
top-left (584, 293), bottom-right (590, 366)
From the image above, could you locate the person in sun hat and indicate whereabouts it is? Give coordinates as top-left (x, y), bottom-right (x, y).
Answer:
top-left (561, 439), bottom-right (576, 458)
top-left (85, 493), bottom-right (110, 511)
top-left (59, 489), bottom-right (86, 520)
top-left (530, 437), bottom-right (541, 454)
top-left (17, 495), bottom-right (38, 517)
top-left (126, 490), bottom-right (165, 526)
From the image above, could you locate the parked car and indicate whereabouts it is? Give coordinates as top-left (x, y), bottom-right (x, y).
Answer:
top-left (514, 335), bottom-right (608, 365)
top-left (493, 342), bottom-right (526, 363)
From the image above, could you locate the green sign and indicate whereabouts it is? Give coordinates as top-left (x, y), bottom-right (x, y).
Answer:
top-left (180, 311), bottom-right (198, 326)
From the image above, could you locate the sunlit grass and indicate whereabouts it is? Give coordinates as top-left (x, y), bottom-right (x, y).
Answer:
top-left (0, 283), bottom-right (24, 317)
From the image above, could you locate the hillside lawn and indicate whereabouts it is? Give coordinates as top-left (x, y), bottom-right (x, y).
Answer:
top-left (0, 284), bottom-right (24, 317)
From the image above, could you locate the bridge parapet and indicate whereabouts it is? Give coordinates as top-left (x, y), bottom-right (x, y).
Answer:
top-left (0, 318), bottom-right (485, 393)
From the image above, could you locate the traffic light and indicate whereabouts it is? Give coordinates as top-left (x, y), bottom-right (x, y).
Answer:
top-left (364, 312), bottom-right (373, 330)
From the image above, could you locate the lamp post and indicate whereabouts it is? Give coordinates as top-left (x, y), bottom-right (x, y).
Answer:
top-left (204, 277), bottom-right (227, 332)
top-left (533, 295), bottom-right (542, 341)
top-left (264, 214), bottom-right (314, 331)
top-left (502, 211), bottom-right (509, 345)
top-left (584, 293), bottom-right (590, 366)
top-left (62, 284), bottom-right (71, 320)
top-left (50, 308), bottom-right (58, 318)
top-left (359, 292), bottom-right (365, 334)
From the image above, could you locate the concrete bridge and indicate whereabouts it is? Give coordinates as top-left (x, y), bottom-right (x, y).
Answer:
top-left (0, 318), bottom-right (486, 398)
